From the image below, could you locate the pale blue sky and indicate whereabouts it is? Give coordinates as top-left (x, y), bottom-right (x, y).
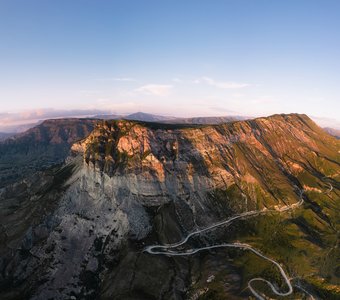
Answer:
top-left (0, 0), bottom-right (339, 119)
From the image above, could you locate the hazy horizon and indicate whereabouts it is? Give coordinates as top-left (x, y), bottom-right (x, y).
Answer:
top-left (1, 108), bottom-right (340, 133)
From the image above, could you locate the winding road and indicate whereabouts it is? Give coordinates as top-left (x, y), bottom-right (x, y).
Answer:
top-left (326, 182), bottom-right (333, 194)
top-left (144, 191), bottom-right (307, 299)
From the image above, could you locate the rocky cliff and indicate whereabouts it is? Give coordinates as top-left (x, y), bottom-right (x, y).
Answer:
top-left (0, 114), bottom-right (339, 299)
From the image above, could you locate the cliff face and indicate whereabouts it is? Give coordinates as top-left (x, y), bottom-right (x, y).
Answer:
top-left (73, 114), bottom-right (339, 213)
top-left (0, 114), bottom-right (339, 299)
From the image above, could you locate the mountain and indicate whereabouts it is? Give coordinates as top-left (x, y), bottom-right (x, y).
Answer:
top-left (0, 114), bottom-right (339, 299)
top-left (311, 116), bottom-right (340, 131)
top-left (0, 122), bottom-right (42, 134)
top-left (164, 115), bottom-right (247, 124)
top-left (0, 109), bottom-right (113, 133)
top-left (324, 127), bottom-right (340, 139)
top-left (94, 112), bottom-right (176, 122)
top-left (124, 112), bottom-right (177, 122)
top-left (1, 112), bottom-right (247, 135)
top-left (95, 112), bottom-right (245, 124)
top-left (109, 112), bottom-right (246, 124)
top-left (91, 113), bottom-right (123, 120)
top-left (0, 132), bottom-right (14, 141)
top-left (0, 118), bottom-right (96, 187)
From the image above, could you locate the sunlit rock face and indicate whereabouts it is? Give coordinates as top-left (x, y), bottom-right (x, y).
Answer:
top-left (0, 114), bottom-right (339, 299)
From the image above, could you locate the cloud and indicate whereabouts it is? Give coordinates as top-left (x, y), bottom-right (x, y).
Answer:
top-left (135, 84), bottom-right (173, 96)
top-left (196, 77), bottom-right (249, 89)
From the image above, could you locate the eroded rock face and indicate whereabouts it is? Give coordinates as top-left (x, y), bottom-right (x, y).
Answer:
top-left (28, 167), bottom-right (135, 300)
top-left (0, 114), bottom-right (339, 299)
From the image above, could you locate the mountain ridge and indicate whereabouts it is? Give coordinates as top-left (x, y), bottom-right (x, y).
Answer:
top-left (0, 113), bottom-right (339, 299)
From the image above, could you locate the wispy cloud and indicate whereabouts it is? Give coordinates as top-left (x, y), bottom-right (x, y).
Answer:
top-left (135, 84), bottom-right (173, 96)
top-left (195, 77), bottom-right (249, 89)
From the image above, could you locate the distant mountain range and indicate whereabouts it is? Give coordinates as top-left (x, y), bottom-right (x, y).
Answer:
top-left (2, 112), bottom-right (340, 142)
top-left (163, 115), bottom-right (248, 124)
top-left (94, 111), bottom-right (248, 124)
top-left (0, 112), bottom-right (246, 135)
top-left (94, 111), bottom-right (178, 122)
top-left (1, 111), bottom-right (340, 149)
top-left (323, 127), bottom-right (340, 139)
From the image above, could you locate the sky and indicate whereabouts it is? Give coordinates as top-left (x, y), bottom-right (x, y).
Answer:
top-left (0, 0), bottom-right (339, 122)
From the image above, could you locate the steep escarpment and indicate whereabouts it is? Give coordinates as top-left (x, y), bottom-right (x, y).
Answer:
top-left (0, 114), bottom-right (339, 299)
top-left (73, 113), bottom-right (339, 214)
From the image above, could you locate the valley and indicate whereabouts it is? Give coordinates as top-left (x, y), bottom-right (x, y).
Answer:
top-left (144, 190), bottom-right (304, 299)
